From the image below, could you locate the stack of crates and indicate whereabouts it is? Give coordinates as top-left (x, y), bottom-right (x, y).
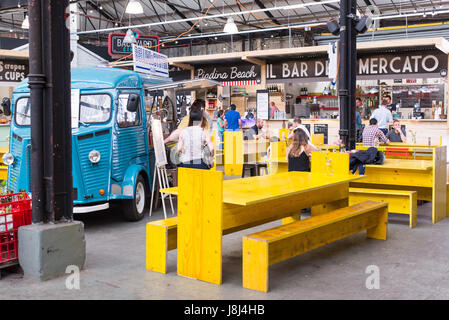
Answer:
top-left (0, 193), bottom-right (32, 266)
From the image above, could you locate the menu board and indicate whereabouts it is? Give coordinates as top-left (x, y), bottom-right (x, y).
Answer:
top-left (392, 84), bottom-right (444, 108)
top-left (71, 89), bottom-right (80, 129)
top-left (151, 119), bottom-right (167, 167)
top-left (256, 90), bottom-right (269, 120)
top-left (314, 124), bottom-right (328, 144)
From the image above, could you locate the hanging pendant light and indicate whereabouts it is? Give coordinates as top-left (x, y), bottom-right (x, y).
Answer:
top-left (126, 0), bottom-right (144, 15)
top-left (123, 29), bottom-right (136, 44)
top-left (223, 17), bottom-right (238, 34)
top-left (22, 15), bottom-right (29, 29)
top-left (369, 87), bottom-right (379, 94)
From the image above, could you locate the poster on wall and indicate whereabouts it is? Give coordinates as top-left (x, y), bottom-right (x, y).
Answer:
top-left (256, 90), bottom-right (269, 120)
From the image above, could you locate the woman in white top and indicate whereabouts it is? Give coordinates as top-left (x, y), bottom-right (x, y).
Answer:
top-left (177, 100), bottom-right (214, 170)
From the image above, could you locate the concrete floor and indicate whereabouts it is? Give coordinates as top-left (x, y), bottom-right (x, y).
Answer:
top-left (1, 197), bottom-right (449, 300)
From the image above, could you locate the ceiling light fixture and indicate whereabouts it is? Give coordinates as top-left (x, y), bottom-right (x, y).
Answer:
top-left (22, 15), bottom-right (29, 29)
top-left (126, 0), bottom-right (144, 15)
top-left (223, 17), bottom-right (238, 34)
top-left (123, 29), bottom-right (136, 44)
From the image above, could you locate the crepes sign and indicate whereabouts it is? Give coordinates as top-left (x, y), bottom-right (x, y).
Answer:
top-left (0, 59), bottom-right (28, 82)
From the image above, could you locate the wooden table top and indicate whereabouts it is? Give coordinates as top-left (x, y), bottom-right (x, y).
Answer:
top-left (161, 172), bottom-right (363, 206)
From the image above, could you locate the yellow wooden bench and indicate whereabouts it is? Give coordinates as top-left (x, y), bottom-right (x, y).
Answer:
top-left (349, 188), bottom-right (417, 228)
top-left (146, 216), bottom-right (178, 274)
top-left (242, 200), bottom-right (388, 292)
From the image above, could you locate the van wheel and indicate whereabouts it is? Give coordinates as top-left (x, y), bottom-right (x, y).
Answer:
top-left (123, 175), bottom-right (147, 221)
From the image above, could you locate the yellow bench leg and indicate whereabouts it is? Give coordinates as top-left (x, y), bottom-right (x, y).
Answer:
top-left (242, 237), bottom-right (269, 292)
top-left (146, 223), bottom-right (169, 274)
top-left (366, 207), bottom-right (388, 240)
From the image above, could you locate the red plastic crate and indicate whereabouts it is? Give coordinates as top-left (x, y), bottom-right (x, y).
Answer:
top-left (0, 193), bottom-right (32, 264)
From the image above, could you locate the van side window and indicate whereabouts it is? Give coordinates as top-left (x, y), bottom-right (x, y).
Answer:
top-left (117, 93), bottom-right (141, 128)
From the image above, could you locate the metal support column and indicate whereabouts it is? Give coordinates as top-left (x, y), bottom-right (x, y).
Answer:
top-left (28, 0), bottom-right (73, 223)
top-left (338, 0), bottom-right (357, 151)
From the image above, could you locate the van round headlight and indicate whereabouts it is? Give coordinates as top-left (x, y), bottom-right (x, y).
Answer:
top-left (2, 153), bottom-right (14, 166)
top-left (88, 150), bottom-right (101, 164)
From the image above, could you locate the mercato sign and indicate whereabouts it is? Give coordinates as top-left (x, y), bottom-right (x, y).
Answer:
top-left (267, 49), bottom-right (447, 80)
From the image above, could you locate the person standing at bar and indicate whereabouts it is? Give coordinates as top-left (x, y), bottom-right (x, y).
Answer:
top-left (356, 97), bottom-right (370, 119)
top-left (270, 101), bottom-right (280, 119)
top-left (370, 100), bottom-right (393, 136)
top-left (216, 109), bottom-right (225, 149)
top-left (225, 104), bottom-right (241, 131)
top-left (385, 95), bottom-right (396, 114)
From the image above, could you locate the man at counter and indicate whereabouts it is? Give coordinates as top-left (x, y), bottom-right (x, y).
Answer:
top-left (356, 97), bottom-right (370, 119)
top-left (225, 104), bottom-right (242, 131)
top-left (385, 95), bottom-right (396, 114)
top-left (370, 100), bottom-right (393, 135)
top-left (362, 118), bottom-right (389, 147)
top-left (386, 119), bottom-right (406, 143)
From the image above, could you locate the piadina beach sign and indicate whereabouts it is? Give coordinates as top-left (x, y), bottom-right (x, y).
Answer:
top-left (195, 63), bottom-right (261, 82)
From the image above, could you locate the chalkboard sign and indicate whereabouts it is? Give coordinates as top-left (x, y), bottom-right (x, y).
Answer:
top-left (392, 84), bottom-right (444, 108)
top-left (151, 119), bottom-right (167, 167)
top-left (314, 124), bottom-right (328, 144)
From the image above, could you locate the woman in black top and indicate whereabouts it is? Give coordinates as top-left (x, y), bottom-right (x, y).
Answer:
top-left (287, 128), bottom-right (317, 172)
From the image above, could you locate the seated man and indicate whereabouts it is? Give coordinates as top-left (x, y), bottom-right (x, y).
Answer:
top-left (386, 119), bottom-right (406, 143)
top-left (362, 118), bottom-right (389, 147)
top-left (246, 118), bottom-right (265, 140)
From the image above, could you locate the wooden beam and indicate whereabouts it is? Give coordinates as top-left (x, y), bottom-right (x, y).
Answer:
top-left (171, 62), bottom-right (194, 71)
top-left (241, 56), bottom-right (264, 66)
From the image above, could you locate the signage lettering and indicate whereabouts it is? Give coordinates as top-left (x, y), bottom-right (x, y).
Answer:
top-left (0, 60), bottom-right (28, 83)
top-left (108, 32), bottom-right (159, 57)
top-left (268, 49), bottom-right (446, 80)
top-left (195, 64), bottom-right (261, 82)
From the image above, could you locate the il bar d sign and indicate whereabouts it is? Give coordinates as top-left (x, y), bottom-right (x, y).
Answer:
top-left (108, 31), bottom-right (160, 57)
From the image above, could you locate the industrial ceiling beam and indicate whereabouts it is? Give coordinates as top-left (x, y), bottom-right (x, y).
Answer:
top-left (165, 2), bottom-right (202, 33)
top-left (254, 0), bottom-right (282, 26)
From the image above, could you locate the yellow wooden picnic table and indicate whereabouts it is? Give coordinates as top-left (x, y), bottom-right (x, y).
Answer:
top-left (351, 154), bottom-right (447, 224)
top-left (161, 168), bottom-right (364, 285)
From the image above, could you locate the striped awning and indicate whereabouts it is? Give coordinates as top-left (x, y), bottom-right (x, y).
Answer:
top-left (221, 80), bottom-right (258, 86)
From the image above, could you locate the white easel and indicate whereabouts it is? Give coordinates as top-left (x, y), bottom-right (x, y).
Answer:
top-left (149, 119), bottom-right (175, 219)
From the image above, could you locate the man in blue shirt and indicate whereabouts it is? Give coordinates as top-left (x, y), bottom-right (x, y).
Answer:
top-left (225, 104), bottom-right (241, 131)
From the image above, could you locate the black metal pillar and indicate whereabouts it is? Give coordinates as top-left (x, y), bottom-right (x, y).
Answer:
top-left (338, 0), bottom-right (357, 151)
top-left (28, 0), bottom-right (73, 223)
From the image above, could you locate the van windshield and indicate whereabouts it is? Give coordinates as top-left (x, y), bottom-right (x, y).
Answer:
top-left (14, 94), bottom-right (112, 127)
top-left (79, 94), bottom-right (111, 124)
